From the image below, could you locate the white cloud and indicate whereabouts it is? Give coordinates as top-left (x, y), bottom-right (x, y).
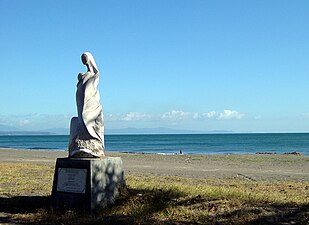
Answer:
top-left (19, 119), bottom-right (30, 126)
top-left (0, 114), bottom-right (72, 130)
top-left (219, 110), bottom-right (244, 120)
top-left (161, 110), bottom-right (190, 121)
top-left (122, 112), bottom-right (152, 121)
top-left (192, 112), bottom-right (200, 120)
top-left (206, 111), bottom-right (217, 119)
top-left (107, 109), bottom-right (245, 122)
top-left (206, 109), bottom-right (245, 120)
top-left (105, 112), bottom-right (153, 122)
top-left (105, 113), bottom-right (121, 121)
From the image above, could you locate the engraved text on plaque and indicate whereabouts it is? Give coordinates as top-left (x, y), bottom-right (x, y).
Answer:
top-left (57, 168), bottom-right (87, 193)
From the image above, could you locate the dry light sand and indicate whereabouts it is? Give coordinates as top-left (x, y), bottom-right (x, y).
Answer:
top-left (1, 148), bottom-right (308, 181)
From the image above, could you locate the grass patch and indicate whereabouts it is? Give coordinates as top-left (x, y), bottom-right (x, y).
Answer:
top-left (0, 162), bottom-right (308, 225)
top-left (0, 163), bottom-right (54, 196)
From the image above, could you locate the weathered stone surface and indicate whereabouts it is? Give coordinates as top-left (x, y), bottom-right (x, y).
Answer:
top-left (52, 157), bottom-right (125, 211)
top-left (69, 52), bottom-right (105, 158)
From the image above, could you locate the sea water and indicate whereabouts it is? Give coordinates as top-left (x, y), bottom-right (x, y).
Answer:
top-left (0, 133), bottom-right (308, 155)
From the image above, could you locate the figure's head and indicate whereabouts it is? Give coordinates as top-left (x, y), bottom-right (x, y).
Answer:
top-left (81, 52), bottom-right (99, 73)
top-left (81, 53), bottom-right (88, 65)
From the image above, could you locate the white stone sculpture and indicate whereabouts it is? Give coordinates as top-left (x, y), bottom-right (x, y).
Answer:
top-left (68, 52), bottom-right (105, 158)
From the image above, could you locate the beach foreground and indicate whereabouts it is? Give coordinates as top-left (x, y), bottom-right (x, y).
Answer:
top-left (1, 148), bottom-right (308, 225)
top-left (0, 148), bottom-right (308, 181)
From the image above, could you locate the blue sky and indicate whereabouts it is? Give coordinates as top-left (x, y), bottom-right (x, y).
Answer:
top-left (0, 0), bottom-right (309, 133)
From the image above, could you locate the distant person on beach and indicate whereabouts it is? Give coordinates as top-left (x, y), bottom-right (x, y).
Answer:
top-left (180, 149), bottom-right (183, 154)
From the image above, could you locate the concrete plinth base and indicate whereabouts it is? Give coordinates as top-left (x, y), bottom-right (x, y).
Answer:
top-left (51, 157), bottom-right (125, 211)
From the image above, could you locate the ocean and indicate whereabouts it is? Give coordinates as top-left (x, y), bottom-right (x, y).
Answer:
top-left (0, 133), bottom-right (308, 155)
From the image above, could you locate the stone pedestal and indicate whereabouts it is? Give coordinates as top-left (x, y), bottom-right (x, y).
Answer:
top-left (51, 157), bottom-right (125, 211)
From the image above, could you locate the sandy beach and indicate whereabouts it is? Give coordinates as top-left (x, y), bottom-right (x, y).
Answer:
top-left (1, 148), bottom-right (308, 181)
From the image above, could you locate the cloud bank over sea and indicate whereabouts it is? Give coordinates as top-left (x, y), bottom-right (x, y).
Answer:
top-left (1, 109), bottom-right (308, 133)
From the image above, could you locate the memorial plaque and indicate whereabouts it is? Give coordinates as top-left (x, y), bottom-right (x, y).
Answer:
top-left (57, 168), bottom-right (87, 193)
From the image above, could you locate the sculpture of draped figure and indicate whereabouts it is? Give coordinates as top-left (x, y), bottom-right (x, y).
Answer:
top-left (68, 52), bottom-right (105, 158)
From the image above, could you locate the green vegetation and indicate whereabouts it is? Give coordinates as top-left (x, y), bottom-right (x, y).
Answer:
top-left (0, 163), bottom-right (308, 225)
